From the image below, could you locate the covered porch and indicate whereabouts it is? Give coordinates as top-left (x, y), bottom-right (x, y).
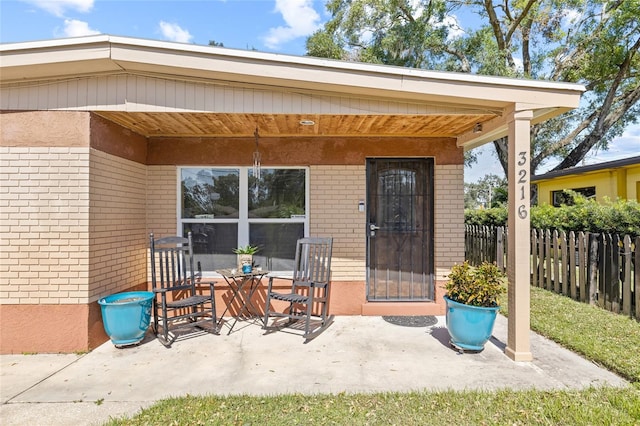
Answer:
top-left (0, 35), bottom-right (584, 356)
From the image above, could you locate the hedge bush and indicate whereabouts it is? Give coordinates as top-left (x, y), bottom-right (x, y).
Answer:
top-left (464, 194), bottom-right (640, 237)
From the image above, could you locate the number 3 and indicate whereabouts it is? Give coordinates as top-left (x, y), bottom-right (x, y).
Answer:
top-left (518, 152), bottom-right (527, 166)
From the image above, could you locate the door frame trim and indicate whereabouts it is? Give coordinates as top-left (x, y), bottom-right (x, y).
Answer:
top-left (365, 157), bottom-right (435, 302)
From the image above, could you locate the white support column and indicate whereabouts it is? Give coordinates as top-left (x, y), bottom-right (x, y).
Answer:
top-left (505, 108), bottom-right (533, 362)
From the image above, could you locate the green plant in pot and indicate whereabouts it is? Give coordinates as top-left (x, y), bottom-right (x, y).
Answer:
top-left (233, 245), bottom-right (260, 272)
top-left (443, 261), bottom-right (505, 352)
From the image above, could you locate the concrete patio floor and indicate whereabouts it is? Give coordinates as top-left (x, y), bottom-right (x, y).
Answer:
top-left (0, 315), bottom-right (628, 426)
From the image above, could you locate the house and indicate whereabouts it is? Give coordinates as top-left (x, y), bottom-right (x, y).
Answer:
top-left (532, 156), bottom-right (640, 206)
top-left (0, 35), bottom-right (584, 359)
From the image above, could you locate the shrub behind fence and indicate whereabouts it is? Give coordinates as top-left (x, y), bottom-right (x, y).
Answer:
top-left (464, 224), bottom-right (639, 320)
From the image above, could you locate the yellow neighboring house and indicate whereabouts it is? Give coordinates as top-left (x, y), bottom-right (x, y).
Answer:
top-left (532, 155), bottom-right (640, 206)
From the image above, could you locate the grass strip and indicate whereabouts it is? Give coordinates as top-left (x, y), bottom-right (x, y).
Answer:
top-left (107, 386), bottom-right (640, 425)
top-left (107, 286), bottom-right (640, 425)
top-left (502, 286), bottom-right (640, 383)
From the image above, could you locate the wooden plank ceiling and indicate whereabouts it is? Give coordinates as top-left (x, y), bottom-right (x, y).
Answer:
top-left (95, 112), bottom-right (497, 138)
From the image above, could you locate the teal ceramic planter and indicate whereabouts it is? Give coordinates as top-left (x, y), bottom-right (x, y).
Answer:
top-left (98, 291), bottom-right (154, 346)
top-left (444, 295), bottom-right (499, 351)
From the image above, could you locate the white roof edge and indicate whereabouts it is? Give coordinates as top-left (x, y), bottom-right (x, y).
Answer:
top-left (1, 34), bottom-right (586, 94)
top-left (0, 34), bottom-right (112, 51)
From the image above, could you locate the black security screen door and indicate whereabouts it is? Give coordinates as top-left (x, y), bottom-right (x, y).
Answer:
top-left (366, 158), bottom-right (434, 301)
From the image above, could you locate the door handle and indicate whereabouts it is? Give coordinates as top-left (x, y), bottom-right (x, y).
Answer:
top-left (370, 224), bottom-right (380, 231)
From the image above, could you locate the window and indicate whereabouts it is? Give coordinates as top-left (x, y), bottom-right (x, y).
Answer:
top-left (179, 167), bottom-right (307, 272)
top-left (551, 186), bottom-right (595, 207)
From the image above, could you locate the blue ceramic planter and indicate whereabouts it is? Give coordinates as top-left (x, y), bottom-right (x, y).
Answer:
top-left (98, 291), bottom-right (154, 346)
top-left (444, 295), bottom-right (499, 351)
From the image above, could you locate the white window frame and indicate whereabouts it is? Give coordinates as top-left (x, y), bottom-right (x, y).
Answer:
top-left (176, 166), bottom-right (309, 271)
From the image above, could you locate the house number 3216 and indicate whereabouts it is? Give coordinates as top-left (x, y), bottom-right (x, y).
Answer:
top-left (517, 151), bottom-right (528, 219)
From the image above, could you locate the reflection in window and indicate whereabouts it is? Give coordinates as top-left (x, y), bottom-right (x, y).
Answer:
top-left (181, 169), bottom-right (239, 219)
top-left (183, 223), bottom-right (238, 272)
top-left (179, 167), bottom-right (307, 272)
top-left (551, 187), bottom-right (595, 207)
top-left (250, 223), bottom-right (304, 270)
top-left (249, 169), bottom-right (306, 218)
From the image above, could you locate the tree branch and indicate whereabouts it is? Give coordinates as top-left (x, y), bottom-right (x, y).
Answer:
top-left (552, 85), bottom-right (640, 170)
top-left (592, 36), bottom-right (639, 135)
top-left (531, 110), bottom-right (598, 170)
top-left (505, 0), bottom-right (538, 43)
top-left (443, 47), bottom-right (471, 72)
top-left (484, 0), bottom-right (506, 51)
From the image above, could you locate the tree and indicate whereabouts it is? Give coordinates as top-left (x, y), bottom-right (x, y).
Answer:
top-left (306, 0), bottom-right (640, 175)
top-left (464, 174), bottom-right (507, 209)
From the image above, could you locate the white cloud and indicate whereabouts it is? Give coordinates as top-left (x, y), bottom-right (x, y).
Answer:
top-left (58, 18), bottom-right (100, 37)
top-left (439, 14), bottom-right (465, 41)
top-left (23, 0), bottom-right (94, 17)
top-left (158, 21), bottom-right (193, 43)
top-left (585, 125), bottom-right (640, 163)
top-left (512, 56), bottom-right (524, 73)
top-left (262, 0), bottom-right (321, 49)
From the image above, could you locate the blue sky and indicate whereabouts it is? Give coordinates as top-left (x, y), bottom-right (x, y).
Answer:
top-left (0, 0), bottom-right (323, 53)
top-left (1, 0), bottom-right (637, 182)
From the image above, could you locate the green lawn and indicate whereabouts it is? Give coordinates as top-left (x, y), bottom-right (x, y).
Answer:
top-left (521, 286), bottom-right (640, 383)
top-left (107, 287), bottom-right (640, 425)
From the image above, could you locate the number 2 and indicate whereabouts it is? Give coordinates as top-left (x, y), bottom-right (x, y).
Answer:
top-left (518, 169), bottom-right (527, 184)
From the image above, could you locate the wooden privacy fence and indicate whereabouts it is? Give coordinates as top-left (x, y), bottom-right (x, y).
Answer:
top-left (465, 225), bottom-right (507, 271)
top-left (465, 225), bottom-right (640, 320)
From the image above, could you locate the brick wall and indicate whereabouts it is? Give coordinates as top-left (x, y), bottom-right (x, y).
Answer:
top-left (434, 164), bottom-right (465, 280)
top-left (0, 147), bottom-right (149, 304)
top-left (88, 150), bottom-right (147, 300)
top-left (110, 163), bottom-right (463, 286)
top-left (1, 147), bottom-right (91, 304)
top-left (146, 166), bottom-right (178, 238)
top-left (309, 164), bottom-right (464, 283)
top-left (310, 165), bottom-right (367, 281)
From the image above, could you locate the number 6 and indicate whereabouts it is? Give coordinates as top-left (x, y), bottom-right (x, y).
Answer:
top-left (518, 204), bottom-right (528, 219)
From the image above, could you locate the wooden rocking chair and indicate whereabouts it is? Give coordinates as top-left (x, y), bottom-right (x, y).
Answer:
top-left (150, 232), bottom-right (218, 346)
top-left (263, 237), bottom-right (333, 342)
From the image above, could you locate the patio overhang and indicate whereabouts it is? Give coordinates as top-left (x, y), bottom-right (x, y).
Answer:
top-left (1, 35), bottom-right (585, 361)
top-left (1, 35), bottom-right (582, 143)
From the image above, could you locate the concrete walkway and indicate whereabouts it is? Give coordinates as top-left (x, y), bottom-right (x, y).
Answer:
top-left (0, 315), bottom-right (628, 425)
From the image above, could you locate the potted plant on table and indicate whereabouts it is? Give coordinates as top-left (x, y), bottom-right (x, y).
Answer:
top-left (233, 244), bottom-right (260, 273)
top-left (443, 261), bottom-right (505, 352)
